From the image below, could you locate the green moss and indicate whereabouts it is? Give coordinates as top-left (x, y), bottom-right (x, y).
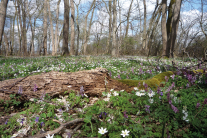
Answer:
top-left (118, 71), bottom-right (174, 90)
top-left (192, 69), bottom-right (204, 74)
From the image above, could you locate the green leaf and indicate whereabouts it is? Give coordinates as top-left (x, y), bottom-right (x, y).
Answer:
top-left (40, 113), bottom-right (47, 118)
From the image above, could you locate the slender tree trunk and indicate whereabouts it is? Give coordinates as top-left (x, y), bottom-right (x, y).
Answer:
top-left (70, 0), bottom-right (75, 55)
top-left (118, 0), bottom-right (122, 56)
top-left (47, 0), bottom-right (54, 56)
top-left (112, 0), bottom-right (117, 57)
top-left (43, 0), bottom-right (48, 56)
top-left (75, 3), bottom-right (80, 56)
top-left (54, 0), bottom-right (61, 56)
top-left (125, 0), bottom-right (133, 37)
top-left (142, 0), bottom-right (147, 52)
top-left (3, 33), bottom-right (9, 56)
top-left (161, 0), bottom-right (167, 57)
top-left (83, 0), bottom-right (96, 55)
top-left (62, 0), bottom-right (70, 55)
top-left (30, 17), bottom-right (36, 56)
top-left (22, 0), bottom-right (27, 56)
top-left (106, 0), bottom-right (112, 54)
top-left (0, 0), bottom-right (8, 48)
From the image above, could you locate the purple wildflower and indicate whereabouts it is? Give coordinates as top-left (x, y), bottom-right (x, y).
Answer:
top-left (67, 132), bottom-right (71, 138)
top-left (196, 103), bottom-right (200, 108)
top-left (109, 71), bottom-right (112, 77)
top-left (149, 70), bottom-right (152, 74)
top-left (138, 82), bottom-right (141, 87)
top-left (123, 110), bottom-right (128, 119)
top-left (166, 128), bottom-right (170, 138)
top-left (186, 83), bottom-right (189, 89)
top-left (5, 119), bottom-right (8, 125)
top-left (203, 98), bottom-right (207, 105)
top-left (35, 117), bottom-right (39, 123)
top-left (41, 122), bottom-right (44, 126)
top-left (171, 74), bottom-right (175, 80)
top-left (33, 84), bottom-right (38, 92)
top-left (140, 62), bottom-right (143, 66)
top-left (167, 93), bottom-right (170, 101)
top-left (139, 68), bottom-right (143, 74)
top-left (117, 75), bottom-right (121, 79)
top-left (127, 75), bottom-right (129, 79)
top-left (99, 112), bottom-right (107, 118)
top-left (18, 86), bottom-right (23, 95)
top-left (165, 76), bottom-right (169, 82)
top-left (131, 67), bottom-right (134, 74)
top-left (171, 82), bottom-right (175, 88)
top-left (169, 100), bottom-right (172, 104)
top-left (157, 86), bottom-right (161, 94)
top-left (20, 118), bottom-right (24, 125)
top-left (160, 92), bottom-right (163, 96)
top-left (145, 105), bottom-right (150, 113)
top-left (40, 91), bottom-right (46, 100)
top-left (80, 86), bottom-right (84, 97)
top-left (171, 104), bottom-right (179, 113)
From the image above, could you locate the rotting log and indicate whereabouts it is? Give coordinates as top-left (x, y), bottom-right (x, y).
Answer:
top-left (0, 67), bottom-right (133, 101)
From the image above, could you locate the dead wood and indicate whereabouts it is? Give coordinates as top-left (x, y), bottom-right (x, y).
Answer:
top-left (0, 67), bottom-right (133, 102)
top-left (28, 118), bottom-right (84, 138)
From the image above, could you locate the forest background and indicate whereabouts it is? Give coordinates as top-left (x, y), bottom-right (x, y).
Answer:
top-left (0, 0), bottom-right (206, 58)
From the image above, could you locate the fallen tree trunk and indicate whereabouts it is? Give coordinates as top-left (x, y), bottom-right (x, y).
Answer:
top-left (0, 68), bottom-right (133, 101)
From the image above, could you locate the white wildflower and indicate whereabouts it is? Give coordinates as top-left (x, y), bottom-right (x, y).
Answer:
top-left (121, 129), bottom-right (130, 137)
top-left (98, 127), bottom-right (108, 135)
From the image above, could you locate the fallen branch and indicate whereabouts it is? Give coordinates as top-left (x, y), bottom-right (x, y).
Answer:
top-left (28, 118), bottom-right (84, 138)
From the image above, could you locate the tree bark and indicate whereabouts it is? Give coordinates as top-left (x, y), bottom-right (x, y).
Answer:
top-left (112, 0), bottom-right (117, 57)
top-left (47, 0), bottom-right (55, 56)
top-left (125, 0), bottom-right (133, 37)
top-left (0, 0), bottom-right (8, 48)
top-left (161, 0), bottom-right (167, 57)
top-left (62, 0), bottom-right (70, 55)
top-left (70, 0), bottom-right (75, 56)
top-left (54, 0), bottom-right (61, 56)
top-left (142, 0), bottom-right (147, 52)
top-left (43, 0), bottom-right (48, 56)
top-left (170, 0), bottom-right (182, 58)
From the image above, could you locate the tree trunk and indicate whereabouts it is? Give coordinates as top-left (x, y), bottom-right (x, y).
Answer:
top-left (3, 33), bottom-right (9, 56)
top-left (43, 0), bottom-right (48, 56)
top-left (54, 0), bottom-right (61, 56)
top-left (161, 0), bottom-right (167, 57)
top-left (125, 0), bottom-right (133, 37)
top-left (112, 0), bottom-right (117, 57)
top-left (75, 3), bottom-right (80, 56)
top-left (70, 0), bottom-right (75, 56)
top-left (47, 0), bottom-right (55, 56)
top-left (0, 0), bottom-right (8, 48)
top-left (83, 0), bottom-right (96, 55)
top-left (62, 0), bottom-right (70, 55)
top-left (107, 0), bottom-right (112, 54)
top-left (142, 0), bottom-right (147, 52)
top-left (170, 0), bottom-right (182, 58)
top-left (0, 68), bottom-right (133, 101)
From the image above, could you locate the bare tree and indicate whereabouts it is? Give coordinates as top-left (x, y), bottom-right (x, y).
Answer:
top-left (83, 0), bottom-right (96, 55)
top-left (161, 0), bottom-right (168, 57)
top-left (142, 0), bottom-right (147, 52)
top-left (62, 0), bottom-right (70, 55)
top-left (112, 0), bottom-right (117, 57)
top-left (54, 0), bottom-right (61, 55)
top-left (70, 0), bottom-right (75, 55)
top-left (43, 0), bottom-right (48, 55)
top-left (47, 0), bottom-right (54, 56)
top-left (0, 0), bottom-right (8, 49)
top-left (162, 0), bottom-right (182, 58)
